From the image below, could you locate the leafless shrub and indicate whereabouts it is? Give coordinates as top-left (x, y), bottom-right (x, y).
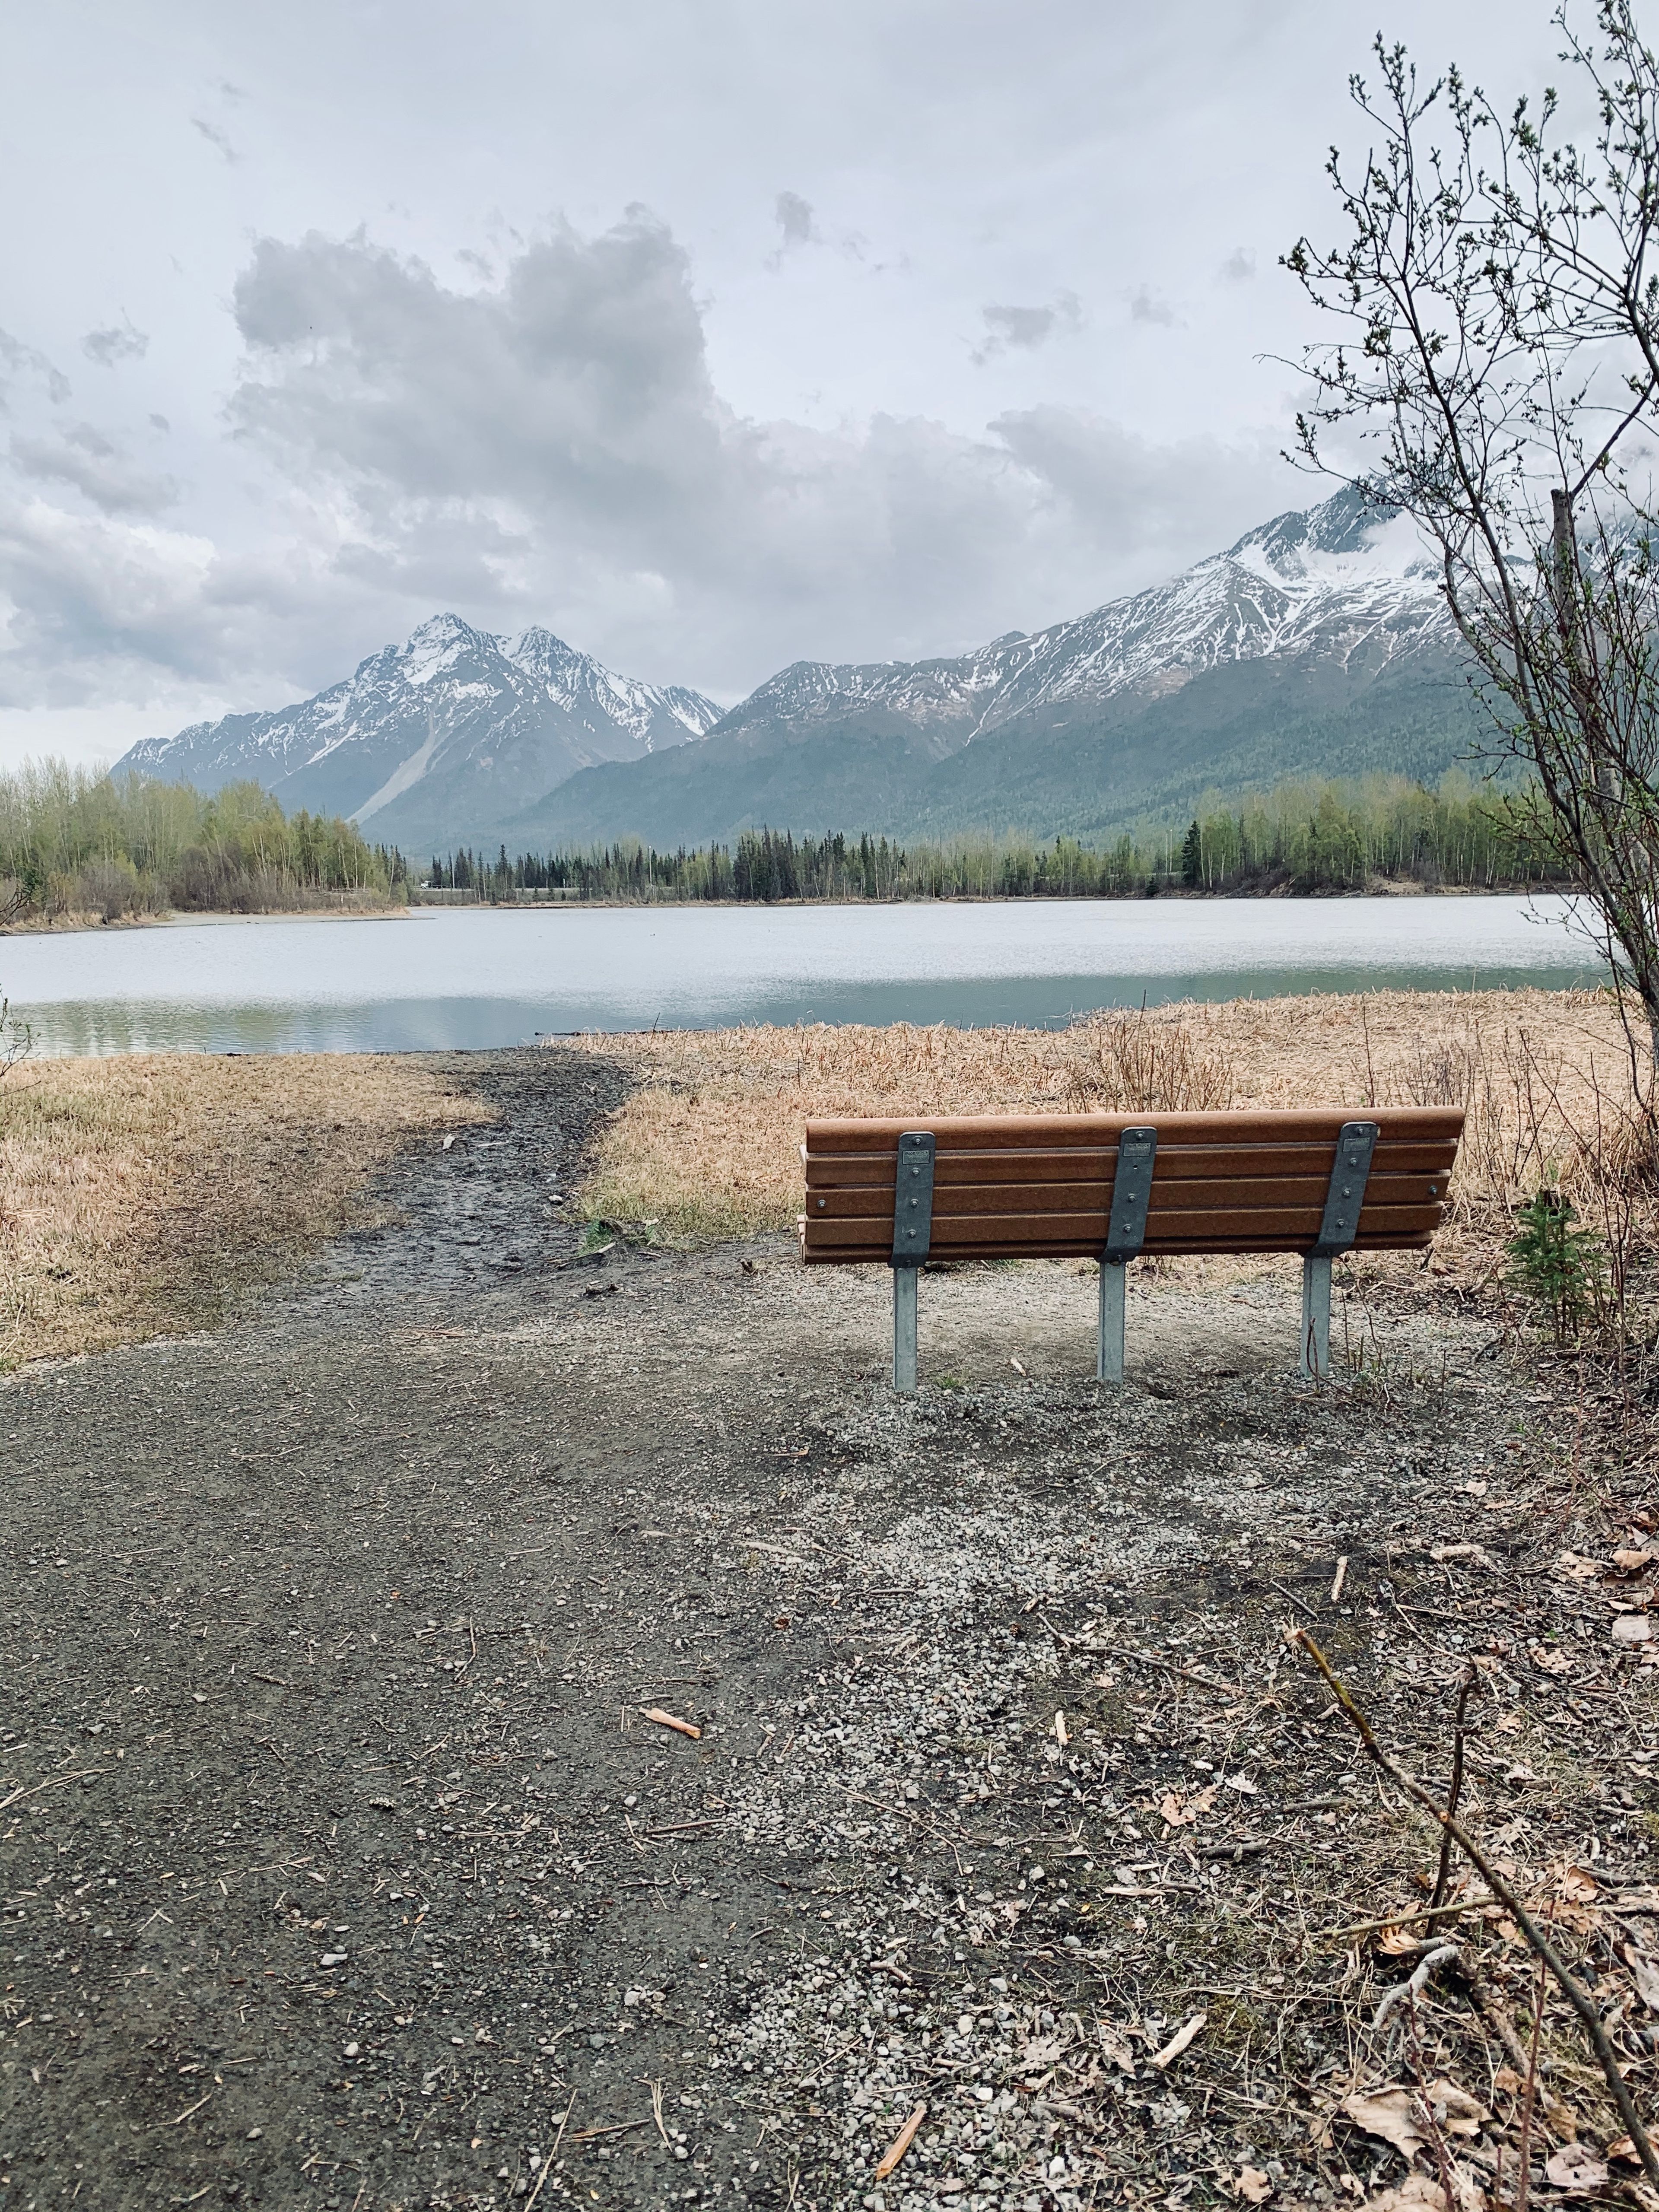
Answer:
top-left (1059, 1008), bottom-right (1236, 1114)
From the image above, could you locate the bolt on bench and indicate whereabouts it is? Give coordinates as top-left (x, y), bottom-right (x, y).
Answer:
top-left (799, 1108), bottom-right (1464, 1390)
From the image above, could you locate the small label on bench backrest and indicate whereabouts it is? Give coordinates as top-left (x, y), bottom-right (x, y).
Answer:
top-left (1312, 1121), bottom-right (1379, 1255)
top-left (1104, 1126), bottom-right (1158, 1265)
top-left (892, 1131), bottom-right (936, 1265)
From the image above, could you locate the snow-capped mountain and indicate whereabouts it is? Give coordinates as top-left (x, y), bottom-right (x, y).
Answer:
top-left (119, 489), bottom-right (1472, 852)
top-left (507, 484), bottom-right (1475, 849)
top-left (116, 615), bottom-right (721, 852)
top-left (704, 486), bottom-right (1451, 760)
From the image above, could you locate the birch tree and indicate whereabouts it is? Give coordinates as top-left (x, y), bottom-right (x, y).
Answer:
top-left (1287, 0), bottom-right (1659, 1090)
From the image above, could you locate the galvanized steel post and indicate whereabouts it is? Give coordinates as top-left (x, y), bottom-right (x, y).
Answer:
top-left (1301, 1119), bottom-right (1378, 1380)
top-left (1098, 1125), bottom-right (1156, 1386)
top-left (890, 1131), bottom-right (935, 1394)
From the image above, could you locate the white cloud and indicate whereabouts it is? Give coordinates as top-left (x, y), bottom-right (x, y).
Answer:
top-left (0, 214), bottom-right (1303, 718)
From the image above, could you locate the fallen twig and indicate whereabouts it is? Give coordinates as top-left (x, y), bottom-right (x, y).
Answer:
top-left (1115, 1647), bottom-right (1244, 1695)
top-left (523, 2091), bottom-right (575, 2212)
top-left (874, 2103), bottom-right (926, 2180)
top-left (1317, 1894), bottom-right (1494, 1943)
top-left (1372, 1941), bottom-right (1460, 2030)
top-left (0, 1768), bottom-right (106, 1812)
top-left (1427, 1668), bottom-right (1477, 1931)
top-left (1290, 1627), bottom-right (1659, 2194)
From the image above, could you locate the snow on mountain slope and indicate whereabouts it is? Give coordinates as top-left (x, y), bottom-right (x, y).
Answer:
top-left (705, 486), bottom-right (1451, 754)
top-left (117, 488), bottom-right (1455, 849)
top-left (116, 615), bottom-right (722, 836)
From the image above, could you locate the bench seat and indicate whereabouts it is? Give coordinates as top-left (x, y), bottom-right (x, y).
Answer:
top-left (799, 1106), bottom-right (1464, 1386)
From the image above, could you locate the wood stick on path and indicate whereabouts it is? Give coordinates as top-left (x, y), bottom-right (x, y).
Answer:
top-left (874, 2103), bottom-right (926, 2180)
top-left (1289, 1627), bottom-right (1659, 2195)
top-left (642, 1707), bottom-right (702, 1740)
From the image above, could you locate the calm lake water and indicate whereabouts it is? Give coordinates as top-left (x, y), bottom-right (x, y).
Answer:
top-left (1, 895), bottom-right (1605, 1055)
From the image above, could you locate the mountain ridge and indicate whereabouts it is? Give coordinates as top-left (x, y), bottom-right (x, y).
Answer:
top-left (117, 614), bottom-right (723, 853)
top-left (119, 486), bottom-right (1480, 850)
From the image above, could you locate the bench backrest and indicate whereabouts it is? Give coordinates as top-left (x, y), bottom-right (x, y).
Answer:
top-left (801, 1107), bottom-right (1464, 1263)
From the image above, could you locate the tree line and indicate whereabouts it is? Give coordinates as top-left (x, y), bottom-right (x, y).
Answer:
top-left (0, 762), bottom-right (405, 924)
top-left (427, 773), bottom-right (1567, 905)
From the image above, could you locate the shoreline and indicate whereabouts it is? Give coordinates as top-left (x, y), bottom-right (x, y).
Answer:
top-left (0, 879), bottom-right (1578, 937)
top-left (0, 902), bottom-right (408, 938)
top-left (411, 874), bottom-right (1573, 913)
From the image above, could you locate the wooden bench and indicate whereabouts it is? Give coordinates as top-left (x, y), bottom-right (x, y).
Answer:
top-left (800, 1108), bottom-right (1464, 1389)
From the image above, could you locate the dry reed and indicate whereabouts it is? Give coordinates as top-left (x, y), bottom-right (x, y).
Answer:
top-left (0, 1054), bottom-right (487, 1369)
top-left (563, 988), bottom-right (1653, 1311)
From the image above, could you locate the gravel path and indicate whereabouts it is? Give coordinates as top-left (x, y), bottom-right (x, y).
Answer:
top-left (1, 1048), bottom-right (1651, 2212)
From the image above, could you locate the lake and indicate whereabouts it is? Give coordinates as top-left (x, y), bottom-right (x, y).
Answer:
top-left (0, 894), bottom-right (1606, 1055)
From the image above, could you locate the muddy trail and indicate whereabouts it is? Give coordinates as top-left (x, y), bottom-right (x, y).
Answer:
top-left (1, 1049), bottom-right (1655, 2212)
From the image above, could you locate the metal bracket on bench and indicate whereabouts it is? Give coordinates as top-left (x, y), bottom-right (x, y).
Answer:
top-left (1099, 1125), bottom-right (1157, 1385)
top-left (891, 1131), bottom-right (935, 1393)
top-left (1302, 1119), bottom-right (1378, 1381)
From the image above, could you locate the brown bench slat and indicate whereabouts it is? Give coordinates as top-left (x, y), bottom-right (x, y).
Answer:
top-left (801, 1229), bottom-right (1435, 1262)
top-left (803, 1139), bottom-right (1461, 1188)
top-left (805, 1173), bottom-right (1445, 1222)
top-left (805, 1107), bottom-right (1464, 1152)
top-left (803, 1201), bottom-right (1444, 1251)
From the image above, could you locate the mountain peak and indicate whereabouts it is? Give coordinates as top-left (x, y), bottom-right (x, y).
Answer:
top-left (116, 613), bottom-right (722, 847)
top-left (1223, 484), bottom-right (1429, 585)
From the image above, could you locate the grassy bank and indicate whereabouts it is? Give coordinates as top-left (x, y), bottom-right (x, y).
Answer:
top-left (0, 1054), bottom-right (486, 1368)
top-left (566, 987), bottom-right (1652, 1329)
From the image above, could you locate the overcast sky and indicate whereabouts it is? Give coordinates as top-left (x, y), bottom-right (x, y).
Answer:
top-left (0, 0), bottom-right (1560, 765)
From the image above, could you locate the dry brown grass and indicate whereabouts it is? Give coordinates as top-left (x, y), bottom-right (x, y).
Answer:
top-left (0, 1054), bottom-right (488, 1369)
top-left (563, 988), bottom-right (1650, 1290)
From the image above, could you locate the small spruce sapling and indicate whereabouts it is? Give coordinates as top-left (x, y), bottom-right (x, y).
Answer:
top-left (1506, 1187), bottom-right (1606, 1344)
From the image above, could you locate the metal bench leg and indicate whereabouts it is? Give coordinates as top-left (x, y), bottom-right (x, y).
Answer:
top-left (1301, 1254), bottom-right (1331, 1380)
top-left (893, 1264), bottom-right (918, 1393)
top-left (1098, 1259), bottom-right (1127, 1384)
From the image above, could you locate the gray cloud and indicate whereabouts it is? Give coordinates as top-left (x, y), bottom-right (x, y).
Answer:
top-left (191, 116), bottom-right (238, 162)
top-left (766, 191), bottom-right (820, 272)
top-left (775, 191), bottom-right (817, 248)
top-left (11, 423), bottom-right (179, 514)
top-left (82, 321), bottom-right (150, 367)
top-left (972, 292), bottom-right (1083, 365)
top-left (0, 328), bottom-right (70, 408)
top-left (1128, 285), bottom-right (1179, 327)
top-left (1219, 248), bottom-right (1256, 282)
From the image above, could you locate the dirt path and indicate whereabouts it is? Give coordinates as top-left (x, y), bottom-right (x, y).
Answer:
top-left (1, 1049), bottom-right (1653, 2212)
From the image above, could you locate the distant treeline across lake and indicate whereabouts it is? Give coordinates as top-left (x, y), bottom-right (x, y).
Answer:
top-left (427, 773), bottom-right (1569, 906)
top-left (0, 763), bottom-right (1571, 931)
top-left (0, 763), bottom-right (406, 925)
